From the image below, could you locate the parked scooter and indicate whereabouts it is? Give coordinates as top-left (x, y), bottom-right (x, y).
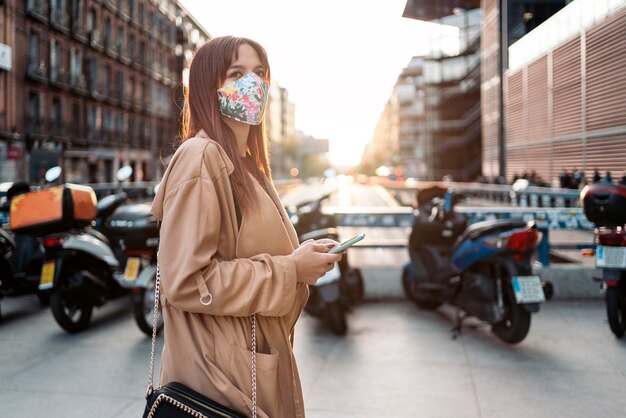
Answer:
top-left (102, 195), bottom-right (161, 336)
top-left (0, 171), bottom-right (60, 321)
top-left (286, 193), bottom-right (364, 335)
top-left (38, 168), bottom-right (132, 333)
top-left (402, 188), bottom-right (551, 344)
top-left (580, 182), bottom-right (626, 338)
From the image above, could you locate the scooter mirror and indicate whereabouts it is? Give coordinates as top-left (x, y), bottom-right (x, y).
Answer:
top-left (44, 166), bottom-right (62, 183)
top-left (117, 165), bottom-right (133, 182)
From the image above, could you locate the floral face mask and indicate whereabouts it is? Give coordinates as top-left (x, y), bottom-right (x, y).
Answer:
top-left (217, 72), bottom-right (269, 125)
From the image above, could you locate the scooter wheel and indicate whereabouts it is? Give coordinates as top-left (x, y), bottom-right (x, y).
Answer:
top-left (402, 270), bottom-right (442, 310)
top-left (606, 287), bottom-right (626, 338)
top-left (133, 274), bottom-right (163, 337)
top-left (492, 300), bottom-right (531, 344)
top-left (342, 268), bottom-right (364, 304)
top-left (327, 302), bottom-right (347, 336)
top-left (49, 277), bottom-right (93, 334)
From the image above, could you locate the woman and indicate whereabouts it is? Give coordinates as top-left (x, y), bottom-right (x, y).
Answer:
top-left (150, 36), bottom-right (342, 417)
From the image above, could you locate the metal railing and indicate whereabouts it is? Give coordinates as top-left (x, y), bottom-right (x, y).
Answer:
top-left (384, 181), bottom-right (583, 208)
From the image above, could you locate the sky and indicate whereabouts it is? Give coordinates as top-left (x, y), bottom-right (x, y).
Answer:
top-left (179, 0), bottom-right (448, 167)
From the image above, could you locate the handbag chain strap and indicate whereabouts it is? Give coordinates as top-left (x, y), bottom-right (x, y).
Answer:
top-left (147, 256), bottom-right (258, 418)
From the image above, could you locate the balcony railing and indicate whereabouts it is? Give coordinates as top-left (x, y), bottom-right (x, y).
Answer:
top-left (50, 8), bottom-right (70, 32)
top-left (25, 115), bottom-right (45, 135)
top-left (88, 31), bottom-right (103, 50)
top-left (105, 39), bottom-right (119, 58)
top-left (26, 0), bottom-right (47, 21)
top-left (51, 119), bottom-right (65, 137)
top-left (71, 73), bottom-right (88, 93)
top-left (50, 66), bottom-right (69, 86)
top-left (27, 60), bottom-right (48, 81)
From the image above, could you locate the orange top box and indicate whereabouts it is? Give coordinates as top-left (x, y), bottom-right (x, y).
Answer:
top-left (10, 184), bottom-right (97, 235)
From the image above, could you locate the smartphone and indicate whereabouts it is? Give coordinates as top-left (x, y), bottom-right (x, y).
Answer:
top-left (328, 233), bottom-right (366, 254)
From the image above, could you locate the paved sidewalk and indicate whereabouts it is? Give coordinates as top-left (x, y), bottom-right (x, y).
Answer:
top-left (1, 295), bottom-right (625, 417)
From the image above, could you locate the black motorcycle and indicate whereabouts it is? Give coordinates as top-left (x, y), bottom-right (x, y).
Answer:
top-left (41, 189), bottom-right (130, 333)
top-left (102, 201), bottom-right (161, 336)
top-left (0, 182), bottom-right (48, 320)
top-left (286, 193), bottom-right (364, 335)
top-left (580, 182), bottom-right (626, 338)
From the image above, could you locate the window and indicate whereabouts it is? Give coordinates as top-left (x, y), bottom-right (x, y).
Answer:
top-left (88, 57), bottom-right (98, 93)
top-left (50, 39), bottom-right (61, 81)
top-left (71, 0), bottom-right (82, 27)
top-left (117, 70), bottom-right (124, 101)
top-left (117, 26), bottom-right (125, 50)
top-left (87, 105), bottom-right (97, 141)
top-left (27, 91), bottom-right (41, 125)
top-left (104, 17), bottom-right (112, 42)
top-left (139, 41), bottom-right (145, 67)
top-left (28, 31), bottom-right (39, 71)
top-left (87, 8), bottom-right (95, 31)
top-left (103, 64), bottom-right (110, 97)
top-left (52, 97), bottom-right (63, 135)
top-left (70, 48), bottom-right (83, 84)
top-left (129, 33), bottom-right (135, 59)
top-left (72, 102), bottom-right (81, 136)
top-left (139, 3), bottom-right (145, 26)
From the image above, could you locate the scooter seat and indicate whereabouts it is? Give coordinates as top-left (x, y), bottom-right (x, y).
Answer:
top-left (86, 228), bottom-right (110, 246)
top-left (461, 219), bottom-right (528, 242)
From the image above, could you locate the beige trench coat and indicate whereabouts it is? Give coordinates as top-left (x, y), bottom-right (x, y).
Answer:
top-left (150, 131), bottom-right (309, 418)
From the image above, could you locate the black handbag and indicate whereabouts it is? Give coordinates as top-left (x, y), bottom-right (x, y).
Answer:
top-left (143, 381), bottom-right (246, 418)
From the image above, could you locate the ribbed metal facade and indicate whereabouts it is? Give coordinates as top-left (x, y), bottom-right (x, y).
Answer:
top-left (503, 5), bottom-right (626, 183)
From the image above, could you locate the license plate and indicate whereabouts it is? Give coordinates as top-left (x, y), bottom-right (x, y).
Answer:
top-left (512, 275), bottom-right (545, 304)
top-left (39, 261), bottom-right (55, 290)
top-left (596, 246), bottom-right (626, 269)
top-left (123, 257), bottom-right (141, 281)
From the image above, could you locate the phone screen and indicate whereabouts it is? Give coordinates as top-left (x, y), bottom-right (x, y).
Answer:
top-left (328, 233), bottom-right (365, 254)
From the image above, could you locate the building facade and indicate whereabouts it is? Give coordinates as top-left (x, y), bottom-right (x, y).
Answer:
top-left (372, 3), bottom-right (481, 181)
top-left (266, 81), bottom-right (296, 179)
top-left (0, 0), bottom-right (199, 184)
top-left (502, 0), bottom-right (626, 184)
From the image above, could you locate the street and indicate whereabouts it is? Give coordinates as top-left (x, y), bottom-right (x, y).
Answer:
top-left (1, 294), bottom-right (625, 417)
top-left (1, 180), bottom-right (624, 417)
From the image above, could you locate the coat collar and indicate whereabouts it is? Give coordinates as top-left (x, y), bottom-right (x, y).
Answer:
top-left (196, 129), bottom-right (234, 175)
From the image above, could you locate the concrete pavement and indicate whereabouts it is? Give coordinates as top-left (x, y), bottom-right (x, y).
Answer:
top-left (1, 293), bottom-right (625, 418)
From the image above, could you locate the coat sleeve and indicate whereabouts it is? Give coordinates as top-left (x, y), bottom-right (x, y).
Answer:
top-left (158, 176), bottom-right (298, 317)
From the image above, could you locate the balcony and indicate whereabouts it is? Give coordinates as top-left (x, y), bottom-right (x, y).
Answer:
top-left (71, 73), bottom-right (88, 94)
top-left (71, 21), bottom-right (88, 43)
top-left (50, 119), bottom-right (65, 137)
top-left (27, 60), bottom-right (48, 83)
top-left (26, 0), bottom-right (47, 23)
top-left (50, 9), bottom-right (70, 34)
top-left (88, 31), bottom-right (103, 51)
top-left (118, 45), bottom-right (131, 65)
top-left (151, 63), bottom-right (163, 81)
top-left (50, 66), bottom-right (69, 88)
top-left (24, 115), bottom-right (45, 135)
top-left (105, 39), bottom-right (119, 59)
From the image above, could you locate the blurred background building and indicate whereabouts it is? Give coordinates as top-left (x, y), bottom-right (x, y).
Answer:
top-left (0, 0), bottom-right (210, 184)
top-left (370, 4), bottom-right (481, 181)
top-left (376, 0), bottom-right (626, 186)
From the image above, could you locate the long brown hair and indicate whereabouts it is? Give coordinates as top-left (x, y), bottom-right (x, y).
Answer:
top-left (180, 36), bottom-right (272, 213)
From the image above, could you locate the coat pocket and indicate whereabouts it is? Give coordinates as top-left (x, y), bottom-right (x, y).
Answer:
top-left (230, 343), bottom-right (279, 417)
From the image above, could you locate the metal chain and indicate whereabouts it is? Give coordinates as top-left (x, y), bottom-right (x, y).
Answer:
top-left (147, 257), bottom-right (162, 396)
top-left (251, 314), bottom-right (257, 418)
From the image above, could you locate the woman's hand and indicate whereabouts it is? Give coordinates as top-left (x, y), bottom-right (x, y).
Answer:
top-left (289, 240), bottom-right (343, 285)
